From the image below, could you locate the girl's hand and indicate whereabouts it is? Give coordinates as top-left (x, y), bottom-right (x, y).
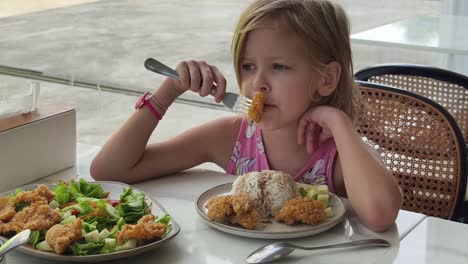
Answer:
top-left (171, 60), bottom-right (226, 103)
top-left (297, 106), bottom-right (349, 153)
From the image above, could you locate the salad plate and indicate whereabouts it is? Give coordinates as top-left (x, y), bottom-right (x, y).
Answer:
top-left (0, 180), bottom-right (180, 262)
top-left (196, 183), bottom-right (346, 239)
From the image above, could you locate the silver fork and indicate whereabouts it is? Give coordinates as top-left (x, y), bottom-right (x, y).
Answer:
top-left (144, 58), bottom-right (252, 113)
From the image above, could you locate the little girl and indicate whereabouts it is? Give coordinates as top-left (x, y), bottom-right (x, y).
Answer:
top-left (91, 0), bottom-right (403, 232)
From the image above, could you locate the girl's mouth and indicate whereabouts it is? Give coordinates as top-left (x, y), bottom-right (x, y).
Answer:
top-left (263, 104), bottom-right (275, 111)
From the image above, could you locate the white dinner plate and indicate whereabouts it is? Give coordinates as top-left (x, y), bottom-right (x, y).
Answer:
top-left (0, 181), bottom-right (180, 262)
top-left (196, 183), bottom-right (346, 239)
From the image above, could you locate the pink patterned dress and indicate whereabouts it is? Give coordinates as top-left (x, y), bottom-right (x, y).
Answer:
top-left (226, 119), bottom-right (337, 193)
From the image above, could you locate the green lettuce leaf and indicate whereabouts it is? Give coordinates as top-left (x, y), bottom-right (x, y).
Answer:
top-left (53, 179), bottom-right (107, 204)
top-left (117, 188), bottom-right (150, 223)
top-left (28, 231), bottom-right (41, 247)
top-left (156, 214), bottom-right (171, 225)
top-left (8, 188), bottom-right (24, 198)
top-left (70, 179), bottom-right (107, 199)
top-left (61, 200), bottom-right (94, 215)
top-left (109, 217), bottom-right (126, 237)
top-left (54, 182), bottom-right (70, 205)
top-left (70, 241), bottom-right (104, 255)
top-left (82, 221), bottom-right (98, 233)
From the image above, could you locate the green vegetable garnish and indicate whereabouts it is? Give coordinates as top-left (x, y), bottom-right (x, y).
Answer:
top-left (117, 188), bottom-right (150, 223)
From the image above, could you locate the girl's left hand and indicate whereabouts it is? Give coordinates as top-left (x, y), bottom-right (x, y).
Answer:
top-left (297, 106), bottom-right (345, 153)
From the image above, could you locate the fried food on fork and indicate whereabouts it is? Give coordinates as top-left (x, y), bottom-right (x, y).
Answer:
top-left (248, 92), bottom-right (266, 123)
top-left (205, 192), bottom-right (261, 230)
top-left (275, 196), bottom-right (326, 225)
top-left (46, 219), bottom-right (83, 254)
top-left (116, 214), bottom-right (167, 244)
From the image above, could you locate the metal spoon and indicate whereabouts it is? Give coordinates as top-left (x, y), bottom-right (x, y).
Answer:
top-left (0, 229), bottom-right (31, 258)
top-left (246, 238), bottom-right (390, 263)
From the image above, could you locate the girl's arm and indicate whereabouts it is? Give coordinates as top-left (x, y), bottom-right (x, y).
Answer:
top-left (91, 60), bottom-right (240, 183)
top-left (90, 81), bottom-right (240, 183)
top-left (298, 107), bottom-right (403, 232)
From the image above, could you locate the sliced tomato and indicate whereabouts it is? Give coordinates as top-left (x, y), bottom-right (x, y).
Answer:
top-left (107, 199), bottom-right (120, 207)
top-left (70, 209), bottom-right (80, 216)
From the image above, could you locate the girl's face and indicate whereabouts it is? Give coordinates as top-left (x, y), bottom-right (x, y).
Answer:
top-left (240, 20), bottom-right (321, 130)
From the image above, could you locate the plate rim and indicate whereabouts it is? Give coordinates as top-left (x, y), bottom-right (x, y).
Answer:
top-left (0, 180), bottom-right (181, 262)
top-left (195, 182), bottom-right (346, 239)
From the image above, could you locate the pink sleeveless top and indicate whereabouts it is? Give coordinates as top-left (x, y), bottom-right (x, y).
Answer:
top-left (226, 119), bottom-right (337, 193)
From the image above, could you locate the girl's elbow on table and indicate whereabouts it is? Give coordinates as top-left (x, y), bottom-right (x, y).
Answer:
top-left (89, 159), bottom-right (120, 182)
top-left (364, 196), bottom-right (403, 232)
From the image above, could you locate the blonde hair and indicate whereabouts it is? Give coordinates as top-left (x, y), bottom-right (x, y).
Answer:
top-left (232, 0), bottom-right (360, 120)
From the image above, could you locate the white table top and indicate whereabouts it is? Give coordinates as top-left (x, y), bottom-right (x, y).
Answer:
top-left (6, 169), bottom-right (427, 264)
top-left (378, 217), bottom-right (468, 264)
top-left (351, 15), bottom-right (468, 55)
top-left (4, 143), bottom-right (428, 264)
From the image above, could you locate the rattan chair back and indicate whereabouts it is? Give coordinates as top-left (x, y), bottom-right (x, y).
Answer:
top-left (356, 81), bottom-right (467, 220)
top-left (355, 64), bottom-right (468, 144)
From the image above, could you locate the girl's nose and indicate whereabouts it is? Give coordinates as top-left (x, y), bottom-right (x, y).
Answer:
top-left (252, 73), bottom-right (271, 93)
top-left (259, 85), bottom-right (271, 93)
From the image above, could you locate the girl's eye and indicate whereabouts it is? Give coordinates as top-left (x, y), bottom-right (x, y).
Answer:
top-left (273, 64), bottom-right (288, 70)
top-left (241, 63), bottom-right (255, 71)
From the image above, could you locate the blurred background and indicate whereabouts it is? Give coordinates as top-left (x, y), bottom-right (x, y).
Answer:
top-left (0, 0), bottom-right (466, 146)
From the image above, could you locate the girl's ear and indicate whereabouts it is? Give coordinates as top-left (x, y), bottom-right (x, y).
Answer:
top-left (317, 61), bottom-right (341, 97)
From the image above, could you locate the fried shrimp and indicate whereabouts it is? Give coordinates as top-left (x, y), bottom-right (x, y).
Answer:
top-left (8, 201), bottom-right (62, 232)
top-left (205, 193), bottom-right (261, 230)
top-left (14, 185), bottom-right (55, 204)
top-left (46, 219), bottom-right (82, 254)
top-left (0, 197), bottom-right (16, 222)
top-left (248, 91), bottom-right (266, 123)
top-left (275, 196), bottom-right (326, 225)
top-left (116, 214), bottom-right (167, 244)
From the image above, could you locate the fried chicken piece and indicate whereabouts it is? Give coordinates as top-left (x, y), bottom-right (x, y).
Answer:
top-left (0, 197), bottom-right (16, 222)
top-left (0, 221), bottom-right (20, 235)
top-left (275, 196), bottom-right (326, 225)
top-left (205, 195), bottom-right (234, 221)
top-left (116, 214), bottom-right (167, 244)
top-left (248, 91), bottom-right (266, 123)
top-left (7, 201), bottom-right (62, 232)
top-left (205, 193), bottom-right (261, 230)
top-left (230, 209), bottom-right (261, 230)
top-left (0, 185), bottom-right (57, 235)
top-left (230, 192), bottom-right (253, 214)
top-left (0, 201), bottom-right (61, 235)
top-left (14, 185), bottom-right (55, 204)
top-left (46, 219), bottom-right (82, 254)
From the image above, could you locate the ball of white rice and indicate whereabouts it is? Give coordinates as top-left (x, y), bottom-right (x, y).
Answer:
top-left (231, 170), bottom-right (298, 218)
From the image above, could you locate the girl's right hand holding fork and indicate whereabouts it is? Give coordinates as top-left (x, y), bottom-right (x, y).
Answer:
top-left (165, 60), bottom-right (227, 103)
top-left (92, 59), bottom-right (233, 183)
